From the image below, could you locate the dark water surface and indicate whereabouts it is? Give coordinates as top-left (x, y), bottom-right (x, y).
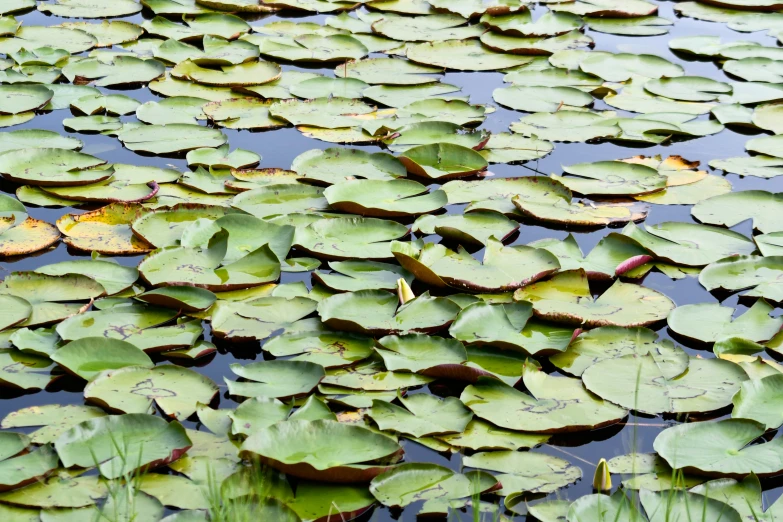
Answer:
top-left (2, 1), bottom-right (781, 519)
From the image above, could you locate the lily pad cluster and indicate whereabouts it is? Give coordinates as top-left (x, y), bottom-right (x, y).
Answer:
top-left (1, 0), bottom-right (783, 520)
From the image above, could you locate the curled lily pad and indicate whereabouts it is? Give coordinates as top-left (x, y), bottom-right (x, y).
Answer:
top-left (461, 366), bottom-right (626, 433)
top-left (449, 301), bottom-right (574, 356)
top-left (392, 238), bottom-right (559, 293)
top-left (480, 30), bottom-right (593, 56)
top-left (225, 360), bottom-right (325, 399)
top-left (240, 419), bottom-right (402, 482)
top-left (0, 148), bottom-right (109, 187)
top-left (85, 365), bottom-right (218, 419)
top-left (622, 221), bottom-right (756, 267)
top-left (442, 175), bottom-right (567, 216)
top-left (42, 164), bottom-right (176, 204)
top-left (585, 15), bottom-right (672, 36)
top-left (50, 337), bottom-right (153, 381)
top-left (0, 208), bottom-right (60, 258)
top-left (399, 143), bottom-right (488, 179)
top-left (55, 413), bottom-right (192, 479)
top-left (514, 269), bottom-right (675, 327)
top-left (325, 179), bottom-right (446, 217)
top-left (318, 289), bottom-right (460, 335)
top-left (654, 418), bottom-right (783, 478)
top-left (58, 203), bottom-right (152, 254)
top-left (370, 463), bottom-right (498, 515)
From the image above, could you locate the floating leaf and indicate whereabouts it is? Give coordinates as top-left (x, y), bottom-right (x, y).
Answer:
top-left (118, 124), bottom-right (227, 155)
top-left (264, 331), bottom-right (375, 368)
top-left (700, 255), bottom-right (783, 302)
top-left (292, 148), bottom-right (406, 185)
top-left (38, 0), bottom-right (142, 17)
top-left (553, 160), bottom-right (667, 196)
top-left (692, 190), bottom-right (783, 233)
top-left (398, 143), bottom-right (487, 179)
top-left (51, 337), bottom-right (153, 381)
top-left (325, 179), bottom-right (445, 217)
top-left (225, 360), bottom-right (324, 399)
top-left (58, 203), bottom-right (152, 254)
top-left (63, 56), bottom-right (164, 87)
top-left (464, 450), bottom-right (580, 496)
top-left (407, 40), bottom-right (536, 71)
top-left (294, 217), bottom-right (408, 261)
top-left (368, 393), bottom-right (472, 437)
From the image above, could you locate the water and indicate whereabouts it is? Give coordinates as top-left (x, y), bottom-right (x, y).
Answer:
top-left (1, 1), bottom-right (781, 519)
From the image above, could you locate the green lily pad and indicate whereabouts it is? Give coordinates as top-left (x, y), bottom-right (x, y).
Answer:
top-left (509, 109), bottom-right (621, 142)
top-left (149, 74), bottom-right (235, 101)
top-left (136, 286), bottom-right (216, 312)
top-left (286, 481), bottom-right (375, 522)
top-left (644, 76), bottom-right (732, 102)
top-left (264, 331), bottom-right (374, 368)
top-left (336, 57), bottom-right (443, 85)
top-left (172, 59), bottom-right (280, 87)
top-left (580, 52), bottom-right (684, 82)
top-left (700, 255), bottom-right (783, 301)
top-left (747, 134), bottom-right (783, 158)
top-left (0, 445), bottom-right (59, 493)
top-left (392, 238), bottom-right (559, 293)
top-left (118, 124), bottom-right (226, 155)
top-left (322, 357), bottom-right (434, 391)
top-left (210, 295), bottom-right (318, 341)
top-left (436, 419), bottom-right (549, 451)
top-left (0, 84), bottom-right (52, 115)
top-left (2, 404), bottom-right (107, 444)
top-left (0, 148), bottom-right (110, 187)
top-left (514, 270), bottom-right (675, 327)
top-left (670, 299), bottom-right (783, 347)
top-left (480, 30), bottom-right (593, 56)
top-left (251, 34), bottom-right (368, 62)
top-left (63, 56), bottom-right (164, 87)
top-left (385, 121), bottom-right (490, 153)
top-left (36, 258), bottom-right (137, 295)
top-left (318, 289), bottom-right (460, 335)
top-left (461, 364), bottom-right (626, 433)
top-left (370, 463), bottom-right (498, 514)
top-left (63, 115), bottom-right (123, 134)
top-left (428, 0), bottom-right (526, 18)
top-left (373, 13), bottom-right (486, 42)
top-left (54, 413), bottom-right (192, 479)
top-left (368, 393), bottom-right (472, 437)
top-left (583, 354), bottom-right (747, 415)
top-left (270, 97), bottom-right (375, 129)
top-left (654, 418), bottom-right (783, 478)
top-left (398, 143), bottom-right (488, 179)
top-left (464, 450), bottom-right (580, 496)
top-left (483, 11), bottom-right (582, 36)
top-left (0, 129), bottom-right (81, 154)
top-left (325, 179), bottom-right (446, 217)
top-left (0, 26), bottom-right (97, 54)
top-left (553, 160), bottom-right (667, 196)
top-left (202, 98), bottom-right (287, 130)
top-left (0, 348), bottom-right (55, 390)
top-left (313, 260), bottom-right (412, 293)
top-left (413, 211), bottom-right (519, 246)
top-left (294, 217), bottom-right (409, 261)
top-left (240, 419), bottom-right (402, 482)
top-left (692, 190), bottom-right (783, 233)
top-left (407, 40), bottom-right (536, 71)
top-left (131, 204), bottom-right (235, 248)
top-left (566, 490), bottom-right (646, 522)
top-left (187, 145), bottom-right (260, 169)
top-left (550, 0), bottom-right (657, 16)
top-left (449, 301), bottom-right (574, 356)
top-left (38, 0), bottom-right (142, 17)
top-left (85, 364), bottom-right (218, 419)
top-left (60, 20), bottom-right (143, 47)
top-left (292, 148), bottom-right (406, 185)
top-left (0, 0), bottom-right (35, 15)
top-left (622, 221), bottom-right (756, 266)
top-left (136, 97), bottom-right (206, 126)
top-left (374, 333), bottom-right (467, 373)
top-left (50, 337), bottom-right (153, 381)
top-left (732, 374), bottom-right (783, 430)
top-left (225, 360), bottom-right (325, 399)
top-left (71, 93), bottom-right (140, 116)
top-left (232, 184), bottom-right (327, 219)
top-left (585, 15), bottom-right (673, 36)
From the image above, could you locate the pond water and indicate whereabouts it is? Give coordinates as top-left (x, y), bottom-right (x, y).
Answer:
top-left (1, 0), bottom-right (782, 520)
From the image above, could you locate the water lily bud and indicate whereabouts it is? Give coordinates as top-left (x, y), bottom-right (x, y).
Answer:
top-left (397, 278), bottom-right (414, 305)
top-left (593, 458), bottom-right (612, 493)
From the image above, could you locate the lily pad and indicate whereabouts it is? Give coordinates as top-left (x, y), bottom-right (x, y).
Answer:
top-left (553, 160), bottom-right (667, 196)
top-left (0, 84), bottom-right (53, 115)
top-left (700, 255), bottom-right (783, 301)
top-left (464, 450), bottom-right (581, 496)
top-left (0, 148), bottom-right (110, 187)
top-left (399, 143), bottom-right (488, 179)
top-left (692, 190), bottom-right (783, 233)
top-left (407, 40), bottom-right (537, 71)
top-left (225, 360), bottom-right (324, 399)
top-left (264, 331), bottom-right (374, 368)
top-left (63, 56), bottom-right (164, 87)
top-left (172, 59), bottom-right (280, 87)
top-left (292, 148), bottom-right (406, 185)
top-left (240, 419), bottom-right (402, 482)
top-left (514, 269), bottom-right (675, 327)
top-left (50, 337), bottom-right (153, 381)
top-left (375, 333), bottom-right (467, 374)
top-left (368, 393), bottom-right (472, 437)
top-left (118, 124), bottom-right (227, 155)
top-left (325, 179), bottom-right (446, 217)
top-left (38, 0), bottom-right (142, 18)
top-left (294, 217), bottom-right (408, 261)
top-left (313, 260), bottom-right (412, 293)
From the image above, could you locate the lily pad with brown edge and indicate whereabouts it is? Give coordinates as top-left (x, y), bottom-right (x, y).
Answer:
top-left (621, 221), bottom-right (755, 267)
top-left (398, 142), bottom-right (488, 180)
top-left (55, 413), bottom-right (192, 480)
top-left (312, 260), bottom-right (413, 293)
top-left (293, 217), bottom-right (409, 261)
top-left (530, 233), bottom-right (649, 281)
top-left (461, 361), bottom-right (627, 433)
top-left (369, 462), bottom-right (499, 516)
top-left (391, 238), bottom-right (560, 293)
top-left (291, 148), bottom-right (407, 185)
top-left (0, 197), bottom-right (60, 257)
top-left (136, 286), bottom-right (216, 313)
top-left (263, 330), bottom-right (375, 368)
top-left (0, 445), bottom-right (58, 493)
top-left (0, 295), bottom-right (31, 332)
top-left (384, 121), bottom-right (490, 153)
top-left (85, 364), bottom-right (218, 419)
top-left (324, 179), bottom-right (446, 217)
top-left (0, 272), bottom-right (104, 327)
top-left (514, 269), bottom-right (675, 327)
top-left (449, 301), bottom-right (575, 356)
top-left (374, 333), bottom-right (467, 374)
top-left (317, 289), bottom-right (460, 335)
top-left (225, 360), bottom-right (325, 399)
top-left (0, 148), bottom-right (111, 187)
top-left (583, 354), bottom-right (747, 415)
top-left (240, 419), bottom-right (402, 483)
top-left (0, 84), bottom-right (52, 115)
top-left (480, 30), bottom-right (593, 56)
top-left (50, 337), bottom-right (153, 381)
top-left (138, 229), bottom-right (280, 291)
top-left (464, 450), bottom-right (581, 496)
top-left (368, 393), bottom-right (472, 438)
